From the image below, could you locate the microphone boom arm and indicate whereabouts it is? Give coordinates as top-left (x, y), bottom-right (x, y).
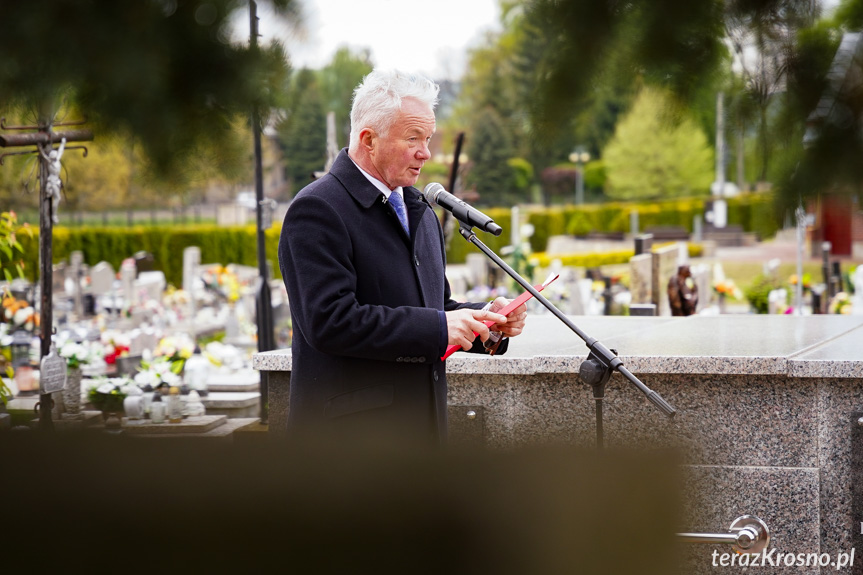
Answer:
top-left (456, 222), bottom-right (676, 424)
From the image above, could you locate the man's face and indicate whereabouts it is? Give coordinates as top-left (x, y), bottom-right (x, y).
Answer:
top-left (367, 97), bottom-right (435, 189)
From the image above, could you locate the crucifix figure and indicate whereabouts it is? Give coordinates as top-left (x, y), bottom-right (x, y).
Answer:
top-left (39, 137), bottom-right (66, 223)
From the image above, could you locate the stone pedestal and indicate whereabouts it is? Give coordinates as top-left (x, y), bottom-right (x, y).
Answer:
top-left (256, 314), bottom-right (863, 574)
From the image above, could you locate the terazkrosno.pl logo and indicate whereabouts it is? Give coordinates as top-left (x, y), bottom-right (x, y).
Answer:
top-left (712, 548), bottom-right (855, 569)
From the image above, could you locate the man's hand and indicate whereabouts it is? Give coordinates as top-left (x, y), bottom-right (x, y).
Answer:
top-left (488, 297), bottom-right (527, 337)
top-left (446, 308), bottom-right (507, 351)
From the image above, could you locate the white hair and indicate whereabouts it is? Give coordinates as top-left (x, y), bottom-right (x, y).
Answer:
top-left (349, 69), bottom-right (439, 151)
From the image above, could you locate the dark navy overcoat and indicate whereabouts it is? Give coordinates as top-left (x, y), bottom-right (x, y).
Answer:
top-left (278, 149), bottom-right (500, 441)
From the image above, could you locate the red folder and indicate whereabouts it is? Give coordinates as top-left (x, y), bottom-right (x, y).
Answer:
top-left (441, 273), bottom-right (559, 361)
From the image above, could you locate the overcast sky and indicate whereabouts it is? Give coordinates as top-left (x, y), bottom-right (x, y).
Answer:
top-left (253, 0), bottom-right (502, 81)
top-left (248, 0), bottom-right (844, 81)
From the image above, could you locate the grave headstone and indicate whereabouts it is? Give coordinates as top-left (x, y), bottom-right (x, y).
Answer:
top-left (690, 264), bottom-right (711, 312)
top-left (82, 294), bottom-right (96, 316)
top-left (134, 251), bottom-right (155, 276)
top-left (629, 253), bottom-right (653, 304)
top-left (182, 247), bottom-right (201, 338)
top-left (466, 253), bottom-right (489, 289)
top-left (90, 261), bottom-right (115, 296)
top-left (182, 247), bottom-right (201, 294)
top-left (52, 261), bottom-right (67, 295)
top-left (128, 330), bottom-right (145, 356)
top-left (651, 244), bottom-right (679, 316)
top-left (629, 303), bottom-right (657, 316)
top-left (577, 278), bottom-right (596, 315)
top-left (120, 259), bottom-right (137, 307)
top-left (634, 234), bottom-right (653, 256)
top-left (135, 271), bottom-right (166, 302)
top-left (812, 285), bottom-right (826, 314)
top-left (832, 261), bottom-right (844, 293)
top-left (69, 251), bottom-right (84, 318)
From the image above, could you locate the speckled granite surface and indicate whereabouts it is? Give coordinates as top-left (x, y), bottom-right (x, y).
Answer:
top-left (256, 315), bottom-right (863, 573)
top-left (254, 315), bottom-right (863, 376)
top-left (679, 465), bottom-right (821, 574)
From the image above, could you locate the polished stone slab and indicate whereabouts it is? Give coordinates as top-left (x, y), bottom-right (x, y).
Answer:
top-left (206, 369), bottom-right (260, 392)
top-left (789, 325), bottom-right (863, 378)
top-left (122, 414), bottom-right (227, 434)
top-left (254, 315), bottom-right (863, 377)
top-left (127, 417), bottom-right (260, 441)
top-left (200, 392), bottom-right (260, 409)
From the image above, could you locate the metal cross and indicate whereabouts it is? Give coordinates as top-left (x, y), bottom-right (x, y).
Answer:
top-left (0, 115), bottom-right (93, 431)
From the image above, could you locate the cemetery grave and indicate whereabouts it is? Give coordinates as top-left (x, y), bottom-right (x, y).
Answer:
top-left (0, 245), bottom-right (290, 437)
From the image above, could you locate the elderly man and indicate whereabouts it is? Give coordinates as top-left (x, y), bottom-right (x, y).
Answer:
top-left (278, 69), bottom-right (527, 443)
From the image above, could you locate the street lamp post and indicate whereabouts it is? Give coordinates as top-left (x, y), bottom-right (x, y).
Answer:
top-left (569, 148), bottom-right (591, 205)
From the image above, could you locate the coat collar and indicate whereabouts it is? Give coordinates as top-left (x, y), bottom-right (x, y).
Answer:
top-left (329, 148), bottom-right (385, 209)
top-left (329, 148), bottom-right (433, 213)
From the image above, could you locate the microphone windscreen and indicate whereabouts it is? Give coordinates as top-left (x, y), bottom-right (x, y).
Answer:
top-left (423, 182), bottom-right (445, 204)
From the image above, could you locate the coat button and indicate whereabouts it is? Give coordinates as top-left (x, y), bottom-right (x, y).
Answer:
top-left (433, 371), bottom-right (439, 382)
top-left (414, 255), bottom-right (419, 266)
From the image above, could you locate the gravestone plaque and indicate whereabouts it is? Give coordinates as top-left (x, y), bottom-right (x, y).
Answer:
top-left (40, 346), bottom-right (67, 395)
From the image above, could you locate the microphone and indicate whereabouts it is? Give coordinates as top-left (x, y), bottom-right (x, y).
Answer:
top-left (422, 183), bottom-right (503, 236)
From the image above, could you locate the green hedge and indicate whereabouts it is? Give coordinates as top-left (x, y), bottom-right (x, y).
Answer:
top-left (521, 192), bottom-right (781, 254)
top-left (530, 243), bottom-right (704, 268)
top-left (16, 225), bottom-right (281, 287)
top-left (13, 192), bottom-right (780, 277)
top-left (444, 208), bottom-right (513, 265)
top-left (17, 215), bottom-right (510, 283)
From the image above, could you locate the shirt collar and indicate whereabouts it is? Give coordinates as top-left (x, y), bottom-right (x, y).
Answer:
top-left (349, 156), bottom-right (404, 201)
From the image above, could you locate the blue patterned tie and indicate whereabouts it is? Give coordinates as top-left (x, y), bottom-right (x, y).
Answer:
top-left (389, 192), bottom-right (409, 235)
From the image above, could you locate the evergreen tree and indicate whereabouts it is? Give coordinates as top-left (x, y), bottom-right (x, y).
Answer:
top-left (0, 0), bottom-right (293, 177)
top-left (603, 87), bottom-right (713, 200)
top-left (465, 108), bottom-right (515, 206)
top-left (278, 69), bottom-right (326, 196)
top-left (318, 48), bottom-right (373, 149)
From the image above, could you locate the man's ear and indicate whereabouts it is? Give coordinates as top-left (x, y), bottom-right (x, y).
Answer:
top-left (359, 128), bottom-right (376, 152)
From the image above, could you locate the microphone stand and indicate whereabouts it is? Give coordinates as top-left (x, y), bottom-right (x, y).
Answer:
top-left (457, 223), bottom-right (676, 449)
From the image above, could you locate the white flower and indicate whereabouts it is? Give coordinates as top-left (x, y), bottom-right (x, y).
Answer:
top-left (13, 306), bottom-right (32, 325)
top-left (96, 382), bottom-right (115, 394)
top-left (154, 334), bottom-right (194, 359)
top-left (134, 371), bottom-right (159, 387)
top-left (101, 329), bottom-right (130, 348)
top-left (59, 342), bottom-right (88, 360)
top-left (160, 371), bottom-right (181, 386)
